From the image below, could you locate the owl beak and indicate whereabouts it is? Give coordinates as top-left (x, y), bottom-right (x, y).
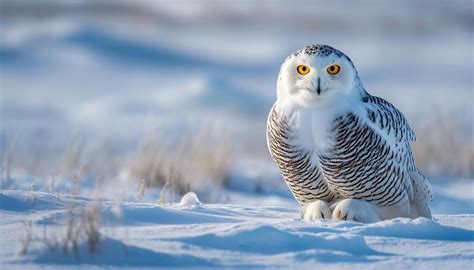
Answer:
top-left (311, 78), bottom-right (321, 95)
top-left (316, 77), bottom-right (321, 95)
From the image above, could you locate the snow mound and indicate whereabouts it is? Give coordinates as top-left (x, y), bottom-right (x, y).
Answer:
top-left (28, 237), bottom-right (213, 267)
top-left (176, 223), bottom-right (379, 256)
top-left (179, 192), bottom-right (201, 208)
top-left (101, 203), bottom-right (236, 225)
top-left (350, 217), bottom-right (474, 241)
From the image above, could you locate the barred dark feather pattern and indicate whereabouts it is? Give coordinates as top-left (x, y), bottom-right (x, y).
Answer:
top-left (362, 94), bottom-right (433, 213)
top-left (267, 94), bottom-right (433, 210)
top-left (267, 105), bottom-right (336, 205)
top-left (320, 95), bottom-right (413, 207)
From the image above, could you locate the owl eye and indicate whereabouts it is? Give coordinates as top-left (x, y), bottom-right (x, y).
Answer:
top-left (327, 64), bottom-right (341, 75)
top-left (297, 65), bottom-right (310, 75)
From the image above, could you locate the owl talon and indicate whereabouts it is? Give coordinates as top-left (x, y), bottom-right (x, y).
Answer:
top-left (303, 200), bottom-right (331, 221)
top-left (332, 199), bottom-right (382, 223)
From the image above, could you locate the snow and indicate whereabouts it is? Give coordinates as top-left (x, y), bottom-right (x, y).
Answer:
top-left (0, 185), bottom-right (473, 269)
top-left (179, 192), bottom-right (202, 207)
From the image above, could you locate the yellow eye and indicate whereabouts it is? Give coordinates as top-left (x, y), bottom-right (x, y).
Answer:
top-left (297, 65), bottom-right (310, 75)
top-left (327, 64), bottom-right (341, 75)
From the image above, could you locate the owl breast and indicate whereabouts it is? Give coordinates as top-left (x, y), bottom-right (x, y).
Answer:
top-left (267, 105), bottom-right (335, 205)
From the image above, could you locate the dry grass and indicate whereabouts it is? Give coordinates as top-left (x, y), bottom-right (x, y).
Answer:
top-left (20, 220), bottom-right (33, 255)
top-left (413, 113), bottom-right (473, 178)
top-left (59, 137), bottom-right (84, 181)
top-left (1, 133), bottom-right (17, 189)
top-left (57, 201), bottom-right (102, 257)
top-left (128, 126), bottom-right (231, 198)
top-left (81, 202), bottom-right (101, 255)
top-left (70, 171), bottom-right (82, 196)
top-left (21, 200), bottom-right (102, 258)
top-left (57, 137), bottom-right (122, 196)
top-left (28, 179), bottom-right (36, 207)
top-left (136, 179), bottom-right (148, 201)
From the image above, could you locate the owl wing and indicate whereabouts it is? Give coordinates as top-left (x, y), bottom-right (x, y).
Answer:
top-left (361, 94), bottom-right (433, 217)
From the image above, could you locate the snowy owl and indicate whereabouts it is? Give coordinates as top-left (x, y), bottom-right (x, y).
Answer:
top-left (267, 44), bottom-right (433, 223)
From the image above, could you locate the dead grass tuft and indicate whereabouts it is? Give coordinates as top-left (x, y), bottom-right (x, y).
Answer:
top-left (21, 200), bottom-right (103, 258)
top-left (57, 201), bottom-right (102, 257)
top-left (129, 126), bottom-right (231, 199)
top-left (413, 113), bottom-right (473, 177)
top-left (1, 133), bottom-right (17, 189)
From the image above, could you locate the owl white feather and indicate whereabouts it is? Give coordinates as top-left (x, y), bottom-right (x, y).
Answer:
top-left (267, 44), bottom-right (433, 223)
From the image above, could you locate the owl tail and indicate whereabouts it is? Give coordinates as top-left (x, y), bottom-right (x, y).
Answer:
top-left (410, 171), bottom-right (433, 219)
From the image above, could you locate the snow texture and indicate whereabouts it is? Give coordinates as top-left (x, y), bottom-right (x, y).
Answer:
top-left (0, 188), bottom-right (472, 269)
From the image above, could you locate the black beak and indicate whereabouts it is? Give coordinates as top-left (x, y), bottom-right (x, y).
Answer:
top-left (316, 77), bottom-right (321, 95)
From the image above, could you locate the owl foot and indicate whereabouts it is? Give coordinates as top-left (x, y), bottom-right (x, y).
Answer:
top-left (302, 200), bottom-right (332, 221)
top-left (332, 199), bottom-right (382, 223)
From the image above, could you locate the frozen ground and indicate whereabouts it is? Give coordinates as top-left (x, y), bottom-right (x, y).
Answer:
top-left (0, 179), bottom-right (473, 269)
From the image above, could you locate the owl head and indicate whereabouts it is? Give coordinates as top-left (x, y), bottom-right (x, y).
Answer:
top-left (277, 44), bottom-right (364, 107)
